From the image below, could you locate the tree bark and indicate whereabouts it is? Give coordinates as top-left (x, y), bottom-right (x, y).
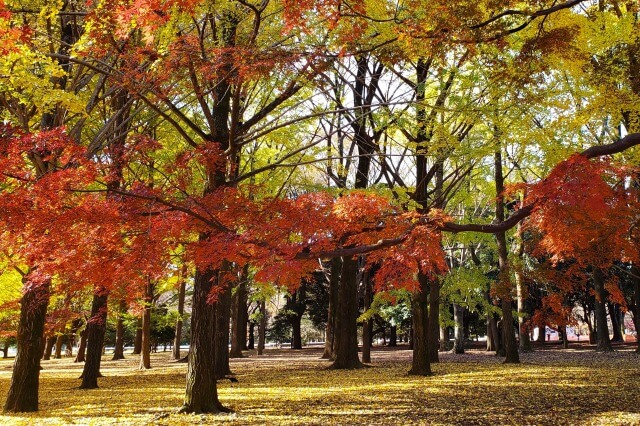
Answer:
top-left (79, 288), bottom-right (108, 389)
top-left (257, 300), bottom-right (266, 356)
top-left (214, 267), bottom-right (232, 380)
top-left (42, 336), bottom-right (55, 361)
top-left (494, 147), bottom-right (519, 363)
top-left (230, 273), bottom-right (248, 358)
top-left (247, 322), bottom-right (255, 350)
top-left (409, 273), bottom-right (432, 376)
top-left (322, 258), bottom-right (340, 359)
top-left (361, 274), bottom-right (372, 364)
top-left (140, 281), bottom-right (153, 370)
top-left (609, 303), bottom-right (623, 343)
top-left (179, 268), bottom-right (228, 414)
top-left (2, 341), bottom-right (8, 359)
top-left (331, 257), bottom-right (363, 369)
top-left (172, 276), bottom-right (187, 360)
top-left (428, 278), bottom-right (440, 362)
top-left (3, 280), bottom-right (49, 412)
top-left (634, 268), bottom-right (640, 353)
top-left (112, 299), bottom-right (127, 361)
top-left (54, 334), bottom-right (63, 359)
top-left (593, 268), bottom-right (613, 352)
top-left (74, 329), bottom-right (87, 363)
top-left (453, 303), bottom-right (465, 354)
top-left (132, 318), bottom-right (142, 355)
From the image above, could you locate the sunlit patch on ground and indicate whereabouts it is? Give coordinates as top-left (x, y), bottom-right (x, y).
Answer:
top-left (0, 346), bottom-right (639, 425)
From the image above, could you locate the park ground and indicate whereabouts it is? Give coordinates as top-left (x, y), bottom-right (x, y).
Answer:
top-left (0, 345), bottom-right (639, 425)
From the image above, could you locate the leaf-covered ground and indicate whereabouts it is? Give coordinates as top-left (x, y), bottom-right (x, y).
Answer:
top-left (0, 345), bottom-right (639, 425)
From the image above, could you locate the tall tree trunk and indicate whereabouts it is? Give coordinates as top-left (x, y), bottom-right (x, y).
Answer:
top-left (172, 275), bottom-right (187, 360)
top-left (609, 303), bottom-right (623, 343)
top-left (42, 336), bottom-right (55, 361)
top-left (389, 325), bottom-right (398, 347)
top-left (112, 300), bottom-right (127, 361)
top-left (361, 275), bottom-right (372, 363)
top-left (494, 147), bottom-right (519, 363)
top-left (291, 315), bottom-right (302, 349)
top-left (560, 326), bottom-right (569, 349)
top-left (140, 281), bottom-right (153, 370)
top-left (593, 268), bottom-right (613, 352)
top-left (634, 269), bottom-right (640, 353)
top-left (322, 258), bottom-right (340, 359)
top-left (2, 341), bottom-right (9, 359)
top-left (179, 268), bottom-right (228, 414)
top-left (75, 329), bottom-right (87, 363)
top-left (247, 322), bottom-right (255, 350)
top-left (132, 318), bottom-right (142, 355)
top-left (514, 223), bottom-right (532, 352)
top-left (230, 275), bottom-right (247, 358)
top-left (428, 278), bottom-right (440, 362)
top-left (331, 257), bottom-right (363, 369)
top-left (409, 273), bottom-right (432, 376)
top-left (214, 267), bottom-right (232, 380)
top-left (4, 280), bottom-right (50, 412)
top-left (453, 303), bottom-right (465, 354)
top-left (54, 334), bottom-right (63, 359)
top-left (257, 300), bottom-right (266, 356)
top-left (79, 289), bottom-right (108, 389)
top-left (537, 320), bottom-right (547, 343)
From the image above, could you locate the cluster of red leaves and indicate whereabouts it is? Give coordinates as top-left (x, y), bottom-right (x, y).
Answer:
top-left (525, 154), bottom-right (638, 268)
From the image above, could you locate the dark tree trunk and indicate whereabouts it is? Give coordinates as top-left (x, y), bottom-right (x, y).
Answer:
top-left (74, 329), bottom-right (87, 363)
top-left (537, 320), bottom-right (547, 343)
top-left (322, 258), bottom-right (340, 359)
top-left (42, 336), bottom-right (55, 361)
top-left (609, 303), bottom-right (623, 343)
top-left (247, 322), bottom-right (255, 350)
top-left (331, 257), bottom-right (363, 369)
top-left (560, 326), bottom-right (569, 349)
top-left (361, 275), bottom-right (372, 364)
top-left (428, 278), bottom-right (440, 362)
top-left (409, 274), bottom-right (432, 376)
top-left (4, 280), bottom-right (49, 412)
top-left (112, 299), bottom-right (127, 361)
top-left (494, 147), bottom-right (519, 364)
top-left (132, 318), bottom-right (142, 355)
top-left (172, 276), bottom-right (187, 360)
top-left (54, 334), bottom-right (63, 359)
top-left (214, 269), bottom-right (232, 380)
top-left (179, 268), bottom-right (228, 414)
top-left (453, 303), bottom-right (465, 354)
top-left (2, 341), bottom-right (8, 359)
top-left (140, 281), bottom-right (153, 370)
top-left (593, 268), bottom-right (613, 352)
top-left (634, 269), bottom-right (640, 353)
top-left (230, 273), bottom-right (248, 358)
top-left (79, 289), bottom-right (108, 389)
top-left (291, 316), bottom-right (302, 349)
top-left (257, 300), bottom-right (266, 356)
top-left (388, 325), bottom-right (398, 347)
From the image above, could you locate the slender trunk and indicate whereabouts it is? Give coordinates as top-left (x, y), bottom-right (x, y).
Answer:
top-left (2, 341), bottom-right (8, 359)
top-left (140, 281), bottom-right (153, 370)
top-left (494, 147), bottom-right (519, 363)
top-left (132, 318), bottom-right (142, 355)
top-left (453, 303), bottom-right (464, 354)
top-left (514, 223), bottom-right (532, 352)
top-left (409, 273), bottom-right (432, 376)
top-left (230, 276), bottom-right (247, 358)
top-left (179, 268), bottom-right (227, 414)
top-left (42, 336), bottom-right (55, 361)
top-left (593, 268), bottom-right (613, 352)
top-left (537, 321), bottom-right (547, 343)
top-left (322, 258), bottom-right (340, 359)
top-left (609, 303), bottom-right (623, 342)
top-left (560, 326), bottom-right (569, 349)
top-left (428, 278), bottom-right (440, 362)
top-left (112, 300), bottom-right (126, 361)
top-left (634, 269), bottom-right (640, 353)
top-left (247, 322), bottom-right (255, 350)
top-left (4, 280), bottom-right (50, 412)
top-left (172, 277), bottom-right (187, 360)
top-left (257, 300), bottom-right (266, 356)
top-left (331, 257), bottom-right (362, 369)
top-left (74, 329), bottom-right (87, 363)
top-left (361, 275), bottom-right (372, 363)
top-left (79, 289), bottom-right (108, 389)
top-left (214, 268), bottom-right (232, 379)
top-left (54, 334), bottom-right (63, 359)
top-left (291, 316), bottom-right (302, 349)
top-left (439, 325), bottom-right (447, 352)
top-left (389, 325), bottom-right (398, 347)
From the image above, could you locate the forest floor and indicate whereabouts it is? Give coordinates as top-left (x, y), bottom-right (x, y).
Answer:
top-left (0, 344), bottom-right (639, 425)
